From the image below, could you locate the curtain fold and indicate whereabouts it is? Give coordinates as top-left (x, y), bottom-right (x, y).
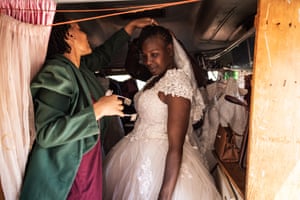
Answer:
top-left (0, 1), bottom-right (56, 199)
top-left (0, 0), bottom-right (55, 25)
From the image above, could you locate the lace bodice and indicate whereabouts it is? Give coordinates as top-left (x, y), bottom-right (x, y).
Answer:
top-left (131, 69), bottom-right (193, 137)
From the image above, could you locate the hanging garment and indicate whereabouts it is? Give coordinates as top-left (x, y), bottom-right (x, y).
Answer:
top-left (0, 1), bottom-right (55, 199)
top-left (200, 78), bottom-right (248, 169)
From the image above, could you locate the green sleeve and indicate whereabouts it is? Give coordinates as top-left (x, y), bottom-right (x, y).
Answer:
top-left (81, 28), bottom-right (130, 72)
top-left (31, 65), bottom-right (99, 148)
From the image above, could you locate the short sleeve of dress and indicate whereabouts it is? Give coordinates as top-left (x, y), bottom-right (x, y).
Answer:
top-left (157, 69), bottom-right (193, 101)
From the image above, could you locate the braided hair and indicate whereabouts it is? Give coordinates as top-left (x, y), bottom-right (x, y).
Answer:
top-left (46, 13), bottom-right (71, 59)
top-left (138, 25), bottom-right (174, 91)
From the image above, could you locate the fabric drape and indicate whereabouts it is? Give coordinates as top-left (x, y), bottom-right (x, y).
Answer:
top-left (0, 0), bottom-right (55, 25)
top-left (0, 1), bottom-right (55, 199)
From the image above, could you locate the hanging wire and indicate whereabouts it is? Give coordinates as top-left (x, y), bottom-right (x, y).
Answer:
top-left (55, 4), bottom-right (171, 13)
top-left (1, 0), bottom-right (200, 26)
top-left (55, 0), bottom-right (199, 13)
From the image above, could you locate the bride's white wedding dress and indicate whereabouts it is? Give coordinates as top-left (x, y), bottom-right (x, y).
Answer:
top-left (103, 69), bottom-right (221, 200)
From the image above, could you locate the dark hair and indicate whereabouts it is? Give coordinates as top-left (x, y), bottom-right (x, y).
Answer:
top-left (124, 38), bottom-right (152, 82)
top-left (138, 25), bottom-right (173, 49)
top-left (46, 13), bottom-right (71, 58)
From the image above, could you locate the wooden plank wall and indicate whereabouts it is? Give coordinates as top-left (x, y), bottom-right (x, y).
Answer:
top-left (247, 0), bottom-right (300, 199)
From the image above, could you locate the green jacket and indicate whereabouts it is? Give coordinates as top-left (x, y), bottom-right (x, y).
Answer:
top-left (20, 29), bottom-right (130, 200)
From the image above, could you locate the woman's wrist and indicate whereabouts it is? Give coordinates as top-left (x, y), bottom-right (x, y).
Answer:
top-left (124, 21), bottom-right (135, 36)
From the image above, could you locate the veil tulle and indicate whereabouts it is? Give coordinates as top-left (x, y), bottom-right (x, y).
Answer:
top-left (172, 36), bottom-right (205, 123)
top-left (172, 35), bottom-right (208, 167)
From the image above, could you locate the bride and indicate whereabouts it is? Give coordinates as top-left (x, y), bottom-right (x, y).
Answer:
top-left (103, 25), bottom-right (221, 200)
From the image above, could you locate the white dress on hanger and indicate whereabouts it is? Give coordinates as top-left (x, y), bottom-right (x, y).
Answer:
top-left (103, 69), bottom-right (221, 200)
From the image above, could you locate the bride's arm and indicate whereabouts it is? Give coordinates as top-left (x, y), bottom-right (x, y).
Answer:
top-left (158, 93), bottom-right (191, 200)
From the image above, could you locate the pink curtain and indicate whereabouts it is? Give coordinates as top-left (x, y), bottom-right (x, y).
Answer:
top-left (0, 0), bottom-right (55, 25)
top-left (0, 1), bottom-right (56, 199)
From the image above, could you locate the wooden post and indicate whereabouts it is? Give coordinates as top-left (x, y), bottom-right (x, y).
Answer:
top-left (247, 0), bottom-right (300, 199)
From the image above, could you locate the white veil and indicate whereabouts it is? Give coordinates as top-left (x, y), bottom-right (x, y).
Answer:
top-left (172, 36), bottom-right (207, 166)
top-left (172, 36), bottom-right (205, 123)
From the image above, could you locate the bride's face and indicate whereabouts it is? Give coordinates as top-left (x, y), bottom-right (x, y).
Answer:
top-left (141, 36), bottom-right (173, 76)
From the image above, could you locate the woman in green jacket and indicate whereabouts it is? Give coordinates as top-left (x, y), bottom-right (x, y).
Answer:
top-left (20, 13), bottom-right (157, 200)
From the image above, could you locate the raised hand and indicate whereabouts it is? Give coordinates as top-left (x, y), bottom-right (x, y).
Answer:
top-left (124, 17), bottom-right (158, 35)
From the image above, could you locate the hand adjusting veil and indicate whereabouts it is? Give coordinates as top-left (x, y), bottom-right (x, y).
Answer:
top-left (172, 36), bottom-right (205, 124)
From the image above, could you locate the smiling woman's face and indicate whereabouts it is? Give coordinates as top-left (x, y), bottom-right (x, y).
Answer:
top-left (141, 36), bottom-right (173, 76)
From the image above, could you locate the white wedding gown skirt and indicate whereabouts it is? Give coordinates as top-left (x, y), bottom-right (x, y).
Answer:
top-left (103, 129), bottom-right (221, 200)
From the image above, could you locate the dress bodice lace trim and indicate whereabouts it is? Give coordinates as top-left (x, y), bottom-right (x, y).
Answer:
top-left (155, 68), bottom-right (193, 100)
top-left (132, 69), bottom-right (194, 138)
